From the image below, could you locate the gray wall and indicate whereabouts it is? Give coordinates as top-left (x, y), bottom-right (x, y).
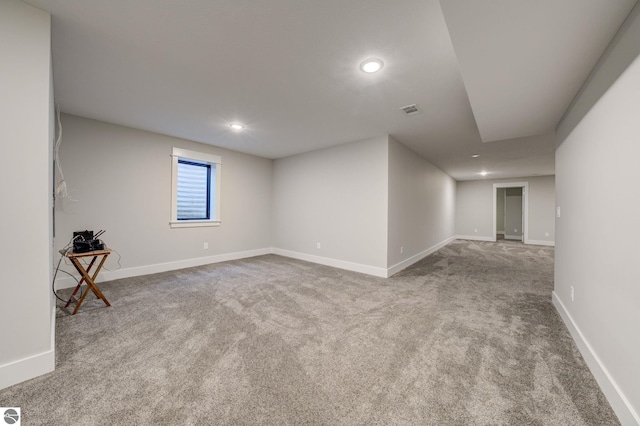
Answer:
top-left (0, 0), bottom-right (54, 389)
top-left (554, 3), bottom-right (640, 423)
top-left (272, 135), bottom-right (456, 276)
top-left (56, 127), bottom-right (456, 282)
top-left (272, 136), bottom-right (389, 272)
top-left (387, 137), bottom-right (456, 268)
top-left (504, 188), bottom-right (522, 239)
top-left (54, 114), bottom-right (273, 283)
top-left (455, 176), bottom-right (555, 244)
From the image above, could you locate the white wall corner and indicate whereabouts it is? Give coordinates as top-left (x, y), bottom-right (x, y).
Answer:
top-left (552, 292), bottom-right (640, 426)
top-left (387, 236), bottom-right (456, 277)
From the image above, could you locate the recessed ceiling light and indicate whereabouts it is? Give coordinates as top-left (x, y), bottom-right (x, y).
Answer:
top-left (479, 171), bottom-right (489, 176)
top-left (360, 58), bottom-right (384, 73)
top-left (471, 154), bottom-right (480, 158)
top-left (229, 123), bottom-right (245, 131)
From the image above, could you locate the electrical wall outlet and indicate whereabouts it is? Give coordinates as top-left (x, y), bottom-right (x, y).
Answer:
top-left (317, 242), bottom-right (321, 249)
top-left (400, 246), bottom-right (404, 254)
top-left (514, 228), bottom-right (518, 233)
top-left (571, 286), bottom-right (575, 302)
top-left (545, 232), bottom-right (549, 237)
top-left (556, 207), bottom-right (561, 218)
top-left (203, 242), bottom-right (208, 249)
top-left (474, 228), bottom-right (478, 233)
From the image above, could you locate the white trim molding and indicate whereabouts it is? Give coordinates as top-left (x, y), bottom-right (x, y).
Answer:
top-left (170, 147), bottom-right (222, 228)
top-left (387, 236), bottom-right (456, 277)
top-left (527, 239), bottom-right (555, 247)
top-left (171, 147), bottom-right (221, 165)
top-left (272, 248), bottom-right (388, 278)
top-left (552, 292), bottom-right (640, 425)
top-left (169, 220), bottom-right (221, 228)
top-left (55, 240), bottom-right (460, 290)
top-left (455, 235), bottom-right (495, 242)
top-left (504, 234), bottom-right (523, 241)
top-left (0, 348), bottom-right (54, 390)
top-left (1, 304), bottom-right (57, 390)
top-left (54, 248), bottom-right (273, 289)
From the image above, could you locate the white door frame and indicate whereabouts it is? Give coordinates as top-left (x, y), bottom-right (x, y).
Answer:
top-left (493, 182), bottom-right (529, 244)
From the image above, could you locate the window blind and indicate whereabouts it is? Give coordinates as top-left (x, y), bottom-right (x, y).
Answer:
top-left (177, 160), bottom-right (211, 220)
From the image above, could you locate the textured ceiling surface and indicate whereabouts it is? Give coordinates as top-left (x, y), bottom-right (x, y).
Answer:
top-left (24, 0), bottom-right (637, 180)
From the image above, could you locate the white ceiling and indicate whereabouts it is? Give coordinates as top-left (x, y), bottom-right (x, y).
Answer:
top-left (440, 0), bottom-right (637, 143)
top-left (24, 0), bottom-right (637, 180)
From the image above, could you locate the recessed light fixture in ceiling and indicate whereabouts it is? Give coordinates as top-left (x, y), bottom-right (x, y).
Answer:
top-left (229, 123), bottom-right (245, 131)
top-left (360, 58), bottom-right (384, 73)
top-left (478, 171), bottom-right (489, 176)
top-left (471, 154), bottom-right (480, 158)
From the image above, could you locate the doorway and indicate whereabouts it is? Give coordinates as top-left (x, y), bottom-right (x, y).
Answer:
top-left (493, 182), bottom-right (529, 243)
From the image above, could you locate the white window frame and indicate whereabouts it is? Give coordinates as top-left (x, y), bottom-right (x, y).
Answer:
top-left (170, 147), bottom-right (222, 228)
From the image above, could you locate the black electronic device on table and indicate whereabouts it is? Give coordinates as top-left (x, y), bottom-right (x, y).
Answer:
top-left (73, 230), bottom-right (106, 253)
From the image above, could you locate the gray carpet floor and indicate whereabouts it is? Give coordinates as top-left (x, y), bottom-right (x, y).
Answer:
top-left (0, 239), bottom-right (618, 425)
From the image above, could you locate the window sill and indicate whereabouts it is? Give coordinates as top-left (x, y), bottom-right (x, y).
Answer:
top-left (170, 220), bottom-right (221, 229)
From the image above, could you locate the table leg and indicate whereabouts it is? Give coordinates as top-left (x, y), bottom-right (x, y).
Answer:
top-left (88, 255), bottom-right (111, 305)
top-left (71, 270), bottom-right (93, 315)
top-left (69, 254), bottom-right (111, 315)
top-left (64, 256), bottom-right (97, 308)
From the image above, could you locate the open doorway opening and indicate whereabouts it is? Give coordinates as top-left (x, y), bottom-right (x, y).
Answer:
top-left (503, 187), bottom-right (523, 241)
top-left (493, 182), bottom-right (529, 243)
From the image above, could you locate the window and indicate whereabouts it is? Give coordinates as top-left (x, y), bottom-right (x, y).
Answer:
top-left (177, 160), bottom-right (211, 220)
top-left (170, 147), bottom-right (221, 228)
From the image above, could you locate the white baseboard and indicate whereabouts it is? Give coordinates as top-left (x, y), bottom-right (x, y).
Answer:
top-left (0, 303), bottom-right (57, 390)
top-left (527, 239), bottom-right (555, 247)
top-left (54, 248), bottom-right (273, 289)
top-left (274, 236), bottom-right (456, 279)
top-left (552, 292), bottom-right (640, 426)
top-left (272, 248), bottom-right (388, 278)
top-left (497, 231), bottom-right (505, 235)
top-left (55, 240), bottom-right (453, 287)
top-left (0, 348), bottom-right (54, 390)
top-left (387, 236), bottom-right (456, 277)
top-left (456, 235), bottom-right (495, 242)
top-left (504, 234), bottom-right (523, 240)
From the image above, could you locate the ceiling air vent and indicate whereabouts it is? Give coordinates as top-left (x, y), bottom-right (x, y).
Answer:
top-left (400, 104), bottom-right (421, 116)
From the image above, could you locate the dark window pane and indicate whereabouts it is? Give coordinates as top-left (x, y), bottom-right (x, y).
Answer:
top-left (177, 160), bottom-right (210, 220)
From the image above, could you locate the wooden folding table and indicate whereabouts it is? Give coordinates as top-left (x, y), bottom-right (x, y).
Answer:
top-left (61, 249), bottom-right (112, 315)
